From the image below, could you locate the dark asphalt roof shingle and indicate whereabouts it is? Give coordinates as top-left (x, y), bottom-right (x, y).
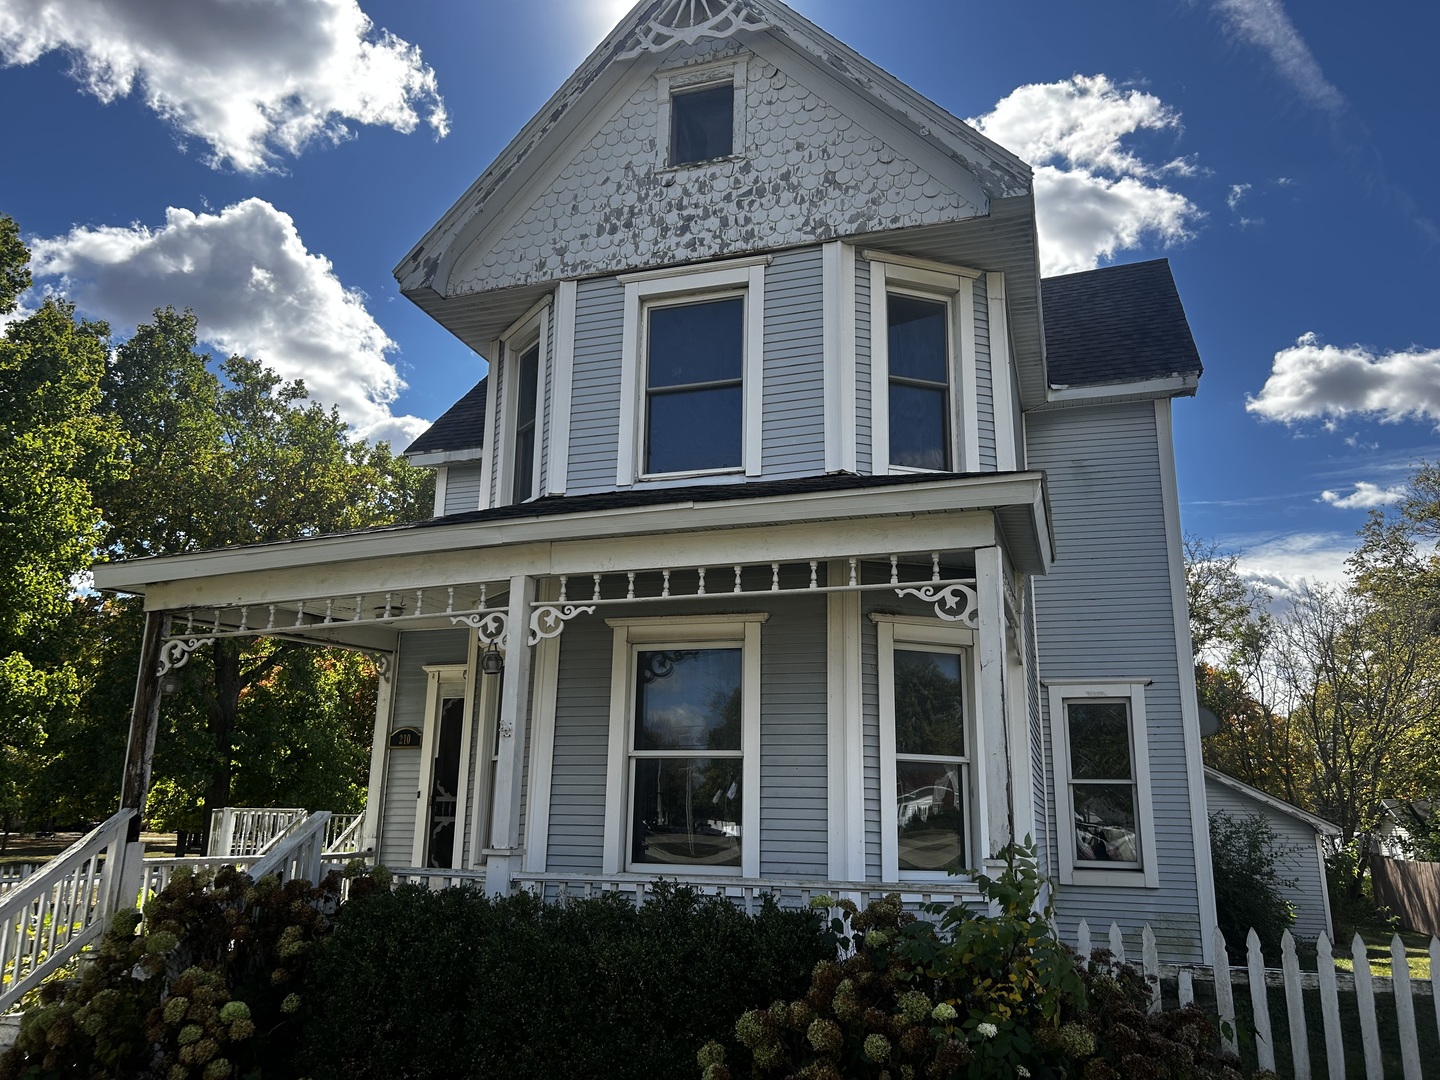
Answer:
top-left (404, 376), bottom-right (487, 455)
top-left (1041, 258), bottom-right (1202, 388)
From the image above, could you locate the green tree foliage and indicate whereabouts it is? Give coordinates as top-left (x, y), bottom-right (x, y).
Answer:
top-left (84, 307), bottom-right (433, 839)
top-left (1209, 811), bottom-right (1297, 954)
top-left (0, 215), bottom-right (125, 841)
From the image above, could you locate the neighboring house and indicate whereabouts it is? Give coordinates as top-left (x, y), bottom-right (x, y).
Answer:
top-left (93, 0), bottom-right (1218, 961)
top-left (1204, 766), bottom-right (1339, 942)
top-left (1375, 798), bottom-right (1431, 860)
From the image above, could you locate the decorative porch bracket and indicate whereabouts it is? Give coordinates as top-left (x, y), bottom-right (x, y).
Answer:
top-left (157, 635), bottom-right (215, 676)
top-left (529, 604), bottom-right (597, 644)
top-left (449, 610), bottom-right (509, 648)
top-left (892, 583), bottom-right (979, 627)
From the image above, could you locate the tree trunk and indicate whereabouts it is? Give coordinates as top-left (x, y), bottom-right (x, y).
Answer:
top-left (198, 638), bottom-right (243, 855)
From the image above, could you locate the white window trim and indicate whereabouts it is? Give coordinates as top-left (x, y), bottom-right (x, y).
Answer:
top-left (868, 255), bottom-right (979, 475)
top-left (617, 259), bottom-right (767, 486)
top-left (603, 613), bottom-right (766, 877)
top-left (656, 57), bottom-right (748, 170)
top-left (875, 614), bottom-right (977, 883)
top-left (410, 662), bottom-right (476, 868)
top-left (494, 298), bottom-right (551, 506)
top-left (1046, 679), bottom-right (1159, 888)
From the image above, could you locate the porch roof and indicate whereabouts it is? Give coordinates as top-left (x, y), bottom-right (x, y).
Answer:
top-left (92, 470), bottom-right (1053, 602)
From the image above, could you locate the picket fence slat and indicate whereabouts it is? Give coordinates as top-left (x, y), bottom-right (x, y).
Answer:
top-left (1178, 967), bottom-right (1193, 1008)
top-left (1077, 919), bottom-right (1091, 970)
top-left (1108, 922), bottom-right (1125, 965)
top-left (1315, 933), bottom-right (1345, 1080)
top-left (1212, 927), bottom-right (1238, 1058)
top-left (1351, 932), bottom-right (1384, 1080)
top-left (1393, 934), bottom-right (1422, 1080)
top-left (1280, 931), bottom-right (1310, 1080)
top-left (1247, 929), bottom-right (1276, 1073)
top-left (1142, 925), bottom-right (1160, 1015)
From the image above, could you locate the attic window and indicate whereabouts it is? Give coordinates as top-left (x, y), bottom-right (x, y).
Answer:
top-left (671, 83), bottom-right (733, 164)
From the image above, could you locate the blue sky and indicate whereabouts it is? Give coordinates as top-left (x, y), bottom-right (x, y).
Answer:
top-left (2, 0), bottom-right (1436, 592)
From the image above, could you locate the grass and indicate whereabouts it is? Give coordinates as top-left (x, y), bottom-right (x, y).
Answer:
top-left (1333, 909), bottom-right (1434, 980)
top-left (0, 830), bottom-right (182, 868)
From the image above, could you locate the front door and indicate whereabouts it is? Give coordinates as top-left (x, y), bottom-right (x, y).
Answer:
top-left (413, 664), bottom-right (473, 869)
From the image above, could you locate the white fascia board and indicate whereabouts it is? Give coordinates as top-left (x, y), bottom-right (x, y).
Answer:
top-left (406, 447), bottom-right (486, 468)
top-left (1040, 374), bottom-right (1200, 408)
top-left (96, 472), bottom-right (1048, 593)
top-left (1204, 767), bottom-right (1342, 836)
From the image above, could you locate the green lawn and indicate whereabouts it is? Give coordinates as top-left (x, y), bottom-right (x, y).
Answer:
top-left (1332, 912), bottom-right (1434, 980)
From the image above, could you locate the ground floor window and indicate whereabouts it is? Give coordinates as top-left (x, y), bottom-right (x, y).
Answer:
top-left (603, 614), bottom-right (764, 876)
top-left (1046, 680), bottom-right (1159, 887)
top-left (875, 615), bottom-right (974, 881)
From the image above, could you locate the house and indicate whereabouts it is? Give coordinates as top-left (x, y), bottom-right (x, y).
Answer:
top-left (92, 0), bottom-right (1218, 963)
top-left (1204, 766), bottom-right (1339, 941)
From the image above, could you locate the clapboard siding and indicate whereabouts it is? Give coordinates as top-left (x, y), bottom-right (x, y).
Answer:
top-left (1204, 776), bottom-right (1332, 941)
top-left (544, 588), bottom-right (829, 876)
top-left (566, 276), bottom-right (625, 495)
top-left (443, 464), bottom-right (484, 516)
top-left (378, 629), bottom-right (470, 867)
top-left (761, 246), bottom-right (825, 477)
top-left (973, 285), bottom-right (996, 470)
top-left (855, 256), bottom-right (872, 474)
top-left (1026, 578), bottom-right (1049, 877)
top-left (1027, 401), bottom-right (1203, 961)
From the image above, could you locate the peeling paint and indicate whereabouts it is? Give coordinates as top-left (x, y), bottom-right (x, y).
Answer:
top-left (451, 53), bottom-right (982, 296)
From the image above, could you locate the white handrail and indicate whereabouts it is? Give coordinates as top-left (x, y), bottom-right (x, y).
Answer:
top-left (323, 813), bottom-right (367, 856)
top-left (249, 812), bottom-right (332, 885)
top-left (0, 809), bottom-right (134, 1013)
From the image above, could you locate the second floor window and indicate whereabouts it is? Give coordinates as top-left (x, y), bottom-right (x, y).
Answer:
top-left (644, 295), bottom-right (744, 475)
top-left (670, 82), bottom-right (734, 165)
top-left (887, 293), bottom-right (952, 471)
top-left (511, 341), bottom-right (540, 503)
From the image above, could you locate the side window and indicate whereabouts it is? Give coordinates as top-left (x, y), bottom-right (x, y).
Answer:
top-left (644, 295), bottom-right (744, 475)
top-left (1047, 681), bottom-right (1158, 887)
top-left (493, 301), bottom-right (549, 507)
top-left (603, 614), bottom-right (765, 876)
top-left (670, 82), bottom-right (734, 165)
top-left (511, 341), bottom-right (540, 503)
top-left (877, 617), bottom-right (974, 881)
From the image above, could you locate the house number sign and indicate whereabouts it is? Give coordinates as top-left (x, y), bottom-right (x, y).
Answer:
top-left (389, 727), bottom-right (422, 748)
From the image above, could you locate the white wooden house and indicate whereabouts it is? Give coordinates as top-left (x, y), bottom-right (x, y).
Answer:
top-left (92, 0), bottom-right (1219, 963)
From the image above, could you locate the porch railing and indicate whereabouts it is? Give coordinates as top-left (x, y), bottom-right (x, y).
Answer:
top-left (207, 807), bottom-right (306, 858)
top-left (248, 811), bottom-right (331, 886)
top-left (323, 813), bottom-right (366, 856)
top-left (0, 865), bottom-right (36, 898)
top-left (0, 810), bottom-right (133, 1013)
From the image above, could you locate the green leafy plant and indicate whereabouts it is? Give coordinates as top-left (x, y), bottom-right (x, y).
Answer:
top-left (0, 864), bottom-right (354, 1079)
top-left (1209, 811), bottom-right (1297, 954)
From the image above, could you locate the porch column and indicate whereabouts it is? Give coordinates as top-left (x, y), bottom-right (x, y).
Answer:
top-left (974, 547), bottom-right (1013, 869)
top-left (119, 610), bottom-right (166, 843)
top-left (361, 657), bottom-right (397, 856)
top-left (485, 574), bottom-right (536, 896)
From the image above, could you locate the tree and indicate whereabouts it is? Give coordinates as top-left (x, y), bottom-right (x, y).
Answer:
top-left (90, 308), bottom-right (432, 844)
top-left (0, 215), bottom-right (125, 842)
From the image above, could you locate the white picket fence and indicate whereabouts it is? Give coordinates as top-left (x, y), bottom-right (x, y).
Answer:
top-left (1078, 919), bottom-right (1435, 1079)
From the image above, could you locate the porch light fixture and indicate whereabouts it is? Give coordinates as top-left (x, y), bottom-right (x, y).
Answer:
top-left (480, 642), bottom-right (504, 677)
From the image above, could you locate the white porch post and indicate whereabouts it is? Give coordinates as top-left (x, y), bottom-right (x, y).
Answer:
top-left (361, 653), bottom-right (397, 856)
top-left (485, 574), bottom-right (536, 896)
top-left (975, 547), bottom-right (1013, 868)
top-left (826, 561), bottom-right (865, 881)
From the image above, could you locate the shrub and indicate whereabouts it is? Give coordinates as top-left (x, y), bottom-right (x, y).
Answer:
top-left (0, 864), bottom-right (350, 1080)
top-left (1209, 811), bottom-right (1297, 954)
top-left (704, 841), bottom-right (1089, 1080)
top-left (300, 880), bottom-right (832, 1080)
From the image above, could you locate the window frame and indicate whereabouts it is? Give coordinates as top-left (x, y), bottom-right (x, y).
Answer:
top-left (603, 613), bottom-right (766, 877)
top-left (493, 298), bottom-right (550, 507)
top-left (616, 257), bottom-right (768, 486)
top-left (867, 255), bottom-right (979, 476)
top-left (876, 615), bottom-right (977, 883)
top-left (656, 58), bottom-right (747, 170)
top-left (1046, 680), bottom-right (1159, 888)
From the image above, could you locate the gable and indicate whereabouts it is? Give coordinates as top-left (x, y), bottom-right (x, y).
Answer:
top-left (446, 39), bottom-right (987, 295)
top-left (396, 0), bottom-right (1031, 305)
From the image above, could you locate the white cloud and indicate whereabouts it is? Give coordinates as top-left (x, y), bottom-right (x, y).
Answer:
top-left (1232, 532), bottom-right (1352, 600)
top-left (0, 0), bottom-right (447, 173)
top-left (1319, 482), bottom-right (1407, 510)
top-left (1226, 183), bottom-right (1250, 211)
top-left (29, 199), bottom-right (429, 447)
top-left (968, 75), bottom-right (1203, 275)
top-left (1247, 332), bottom-right (1440, 427)
top-left (1209, 0), bottom-right (1346, 114)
